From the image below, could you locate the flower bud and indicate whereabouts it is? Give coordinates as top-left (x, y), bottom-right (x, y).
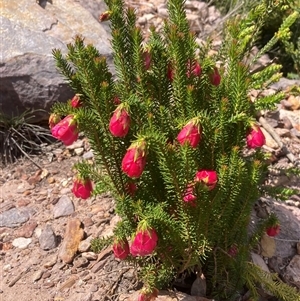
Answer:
top-left (195, 170), bottom-right (218, 191)
top-left (122, 141), bottom-right (147, 178)
top-left (266, 224), bottom-right (280, 237)
top-left (187, 59), bottom-right (202, 78)
top-left (51, 115), bottom-right (79, 146)
top-left (109, 106), bottom-right (130, 137)
top-left (49, 113), bottom-right (61, 130)
top-left (143, 49), bottom-right (152, 70)
top-left (72, 177), bottom-right (93, 199)
top-left (183, 185), bottom-right (196, 206)
top-left (70, 94), bottom-right (82, 108)
top-left (177, 120), bottom-right (201, 148)
top-left (113, 238), bottom-right (130, 260)
top-left (99, 10), bottom-right (112, 22)
top-left (130, 228), bottom-right (158, 256)
top-left (209, 67), bottom-right (221, 86)
top-left (246, 125), bottom-right (265, 149)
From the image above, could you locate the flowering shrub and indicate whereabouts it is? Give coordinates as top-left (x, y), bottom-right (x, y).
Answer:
top-left (50, 0), bottom-right (299, 300)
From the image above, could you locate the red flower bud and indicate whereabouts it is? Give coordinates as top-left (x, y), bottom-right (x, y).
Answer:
top-left (122, 141), bottom-right (147, 178)
top-left (130, 228), bottom-right (158, 256)
top-left (72, 177), bottom-right (93, 199)
top-left (228, 244), bottom-right (238, 257)
top-left (266, 224), bottom-right (280, 237)
top-left (187, 59), bottom-right (202, 78)
top-left (99, 10), bottom-right (112, 22)
top-left (109, 106), bottom-right (130, 137)
top-left (246, 125), bottom-right (265, 149)
top-left (113, 96), bottom-right (121, 105)
top-left (195, 170), bottom-right (218, 191)
top-left (209, 67), bottom-right (221, 86)
top-left (183, 185), bottom-right (196, 206)
top-left (167, 63), bottom-right (174, 81)
top-left (51, 115), bottom-right (79, 146)
top-left (177, 120), bottom-right (201, 148)
top-left (138, 289), bottom-right (159, 301)
top-left (143, 50), bottom-right (152, 70)
top-left (113, 239), bottom-right (130, 260)
top-left (49, 113), bottom-right (61, 130)
top-left (70, 94), bottom-right (82, 108)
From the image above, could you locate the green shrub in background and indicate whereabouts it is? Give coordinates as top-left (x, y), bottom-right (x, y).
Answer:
top-left (210, 0), bottom-right (300, 77)
top-left (50, 0), bottom-right (300, 300)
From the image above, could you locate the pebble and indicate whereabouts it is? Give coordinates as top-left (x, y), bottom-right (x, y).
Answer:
top-left (12, 237), bottom-right (32, 249)
top-left (78, 238), bottom-right (92, 253)
top-left (39, 224), bottom-right (57, 250)
top-left (53, 195), bottom-right (75, 218)
top-left (32, 270), bottom-right (44, 282)
top-left (90, 284), bottom-right (98, 292)
top-left (59, 218), bottom-right (84, 264)
top-left (44, 254), bottom-right (58, 268)
top-left (82, 252), bottom-right (98, 261)
top-left (14, 220), bottom-right (37, 238)
top-left (0, 208), bottom-right (32, 228)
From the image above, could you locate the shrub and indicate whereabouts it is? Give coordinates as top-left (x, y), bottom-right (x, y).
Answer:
top-left (50, 0), bottom-right (300, 299)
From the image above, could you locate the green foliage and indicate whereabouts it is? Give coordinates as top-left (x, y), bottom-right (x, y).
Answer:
top-left (51, 0), bottom-right (299, 300)
top-left (91, 236), bottom-right (113, 253)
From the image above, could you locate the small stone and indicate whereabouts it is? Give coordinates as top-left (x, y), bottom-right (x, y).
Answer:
top-left (78, 238), bottom-right (92, 253)
top-left (287, 95), bottom-right (300, 111)
top-left (59, 218), bottom-right (84, 264)
top-left (73, 256), bottom-right (88, 268)
top-left (91, 259), bottom-right (106, 273)
top-left (42, 270), bottom-right (51, 279)
top-left (15, 220), bottom-right (37, 238)
top-left (74, 147), bottom-right (84, 156)
top-left (82, 252), bottom-right (97, 261)
top-left (82, 217), bottom-right (94, 227)
top-left (53, 195), bottom-right (75, 218)
top-left (16, 199), bottom-right (30, 207)
top-left (39, 224), bottom-right (57, 250)
top-left (83, 150), bottom-right (94, 160)
top-left (260, 233), bottom-right (276, 258)
top-left (280, 116), bottom-right (293, 129)
top-left (274, 128), bottom-right (291, 138)
top-left (261, 128), bottom-right (278, 149)
top-left (32, 270), bottom-right (44, 282)
top-left (47, 177), bottom-right (56, 184)
top-left (43, 280), bottom-right (55, 288)
top-left (40, 169), bottom-right (50, 179)
top-left (44, 254), bottom-right (58, 268)
top-left (90, 284), bottom-right (98, 292)
top-left (12, 237), bottom-right (32, 249)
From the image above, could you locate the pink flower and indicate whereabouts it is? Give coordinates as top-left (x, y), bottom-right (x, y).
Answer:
top-left (109, 106), bottom-right (130, 137)
top-left (183, 185), bottom-right (196, 206)
top-left (113, 96), bottom-right (121, 105)
top-left (187, 59), bottom-right (202, 78)
top-left (177, 120), bottom-right (201, 148)
top-left (143, 50), bottom-right (152, 70)
top-left (246, 125), bottom-right (265, 148)
top-left (51, 115), bottom-right (79, 146)
top-left (72, 177), bottom-right (93, 199)
top-left (195, 170), bottom-right (218, 191)
top-left (266, 224), bottom-right (280, 237)
top-left (70, 94), bottom-right (82, 108)
top-left (209, 67), bottom-right (221, 86)
top-left (113, 239), bottom-right (130, 260)
top-left (48, 113), bottom-right (61, 130)
top-left (122, 141), bottom-right (147, 178)
top-left (138, 289), bottom-right (159, 301)
top-left (130, 228), bottom-right (158, 256)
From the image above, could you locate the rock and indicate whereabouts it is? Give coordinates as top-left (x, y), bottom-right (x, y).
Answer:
top-left (32, 270), bottom-right (44, 282)
top-left (0, 207), bottom-right (34, 228)
top-left (73, 256), bottom-right (89, 268)
top-left (83, 150), bottom-right (94, 160)
top-left (260, 128), bottom-right (279, 149)
top-left (251, 252), bottom-right (270, 273)
top-left (283, 255), bottom-right (300, 288)
top-left (260, 233), bottom-right (276, 258)
top-left (286, 95), bottom-right (300, 111)
top-left (53, 195), bottom-right (75, 218)
top-left (190, 273), bottom-right (206, 297)
top-left (43, 254), bottom-right (58, 268)
top-left (14, 220), bottom-right (38, 238)
top-left (39, 224), bottom-right (57, 250)
top-left (78, 237), bottom-right (92, 253)
top-left (274, 128), bottom-right (292, 138)
top-left (59, 218), bottom-right (84, 263)
top-left (12, 237), bottom-right (32, 249)
top-left (82, 252), bottom-right (98, 261)
top-left (1, 0), bottom-right (112, 122)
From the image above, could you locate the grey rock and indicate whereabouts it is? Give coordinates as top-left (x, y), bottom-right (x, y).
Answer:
top-left (83, 150), bottom-right (94, 160)
top-left (270, 78), bottom-right (300, 91)
top-left (39, 224), bottom-right (57, 250)
top-left (0, 207), bottom-right (33, 228)
top-left (283, 255), bottom-right (300, 288)
top-left (12, 237), bottom-right (32, 249)
top-left (53, 195), bottom-right (75, 218)
top-left (1, 0), bottom-right (112, 122)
